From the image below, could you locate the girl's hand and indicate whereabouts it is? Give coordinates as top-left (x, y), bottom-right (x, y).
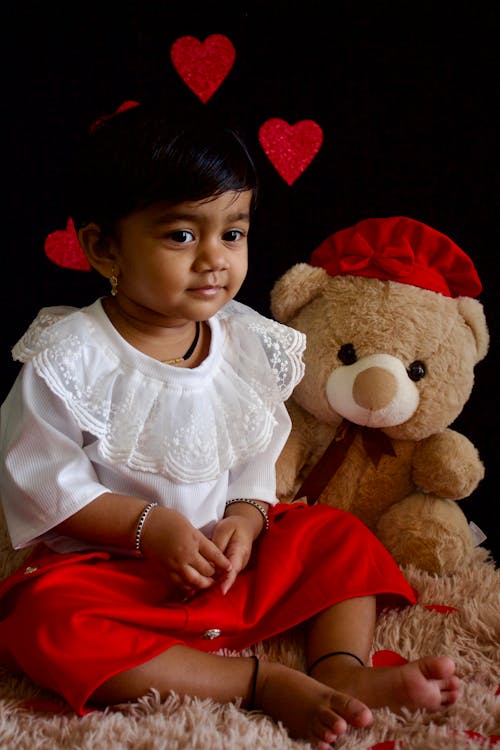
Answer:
top-left (211, 514), bottom-right (255, 594)
top-left (140, 507), bottom-right (232, 594)
top-left (212, 501), bottom-right (268, 594)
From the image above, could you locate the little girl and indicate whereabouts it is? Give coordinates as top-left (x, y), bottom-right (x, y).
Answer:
top-left (0, 103), bottom-right (459, 749)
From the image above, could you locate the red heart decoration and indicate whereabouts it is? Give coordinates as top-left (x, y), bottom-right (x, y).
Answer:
top-left (44, 218), bottom-right (91, 271)
top-left (369, 742), bottom-right (401, 750)
top-left (45, 102), bottom-right (140, 272)
top-left (372, 650), bottom-right (408, 667)
top-left (170, 35), bottom-right (236, 103)
top-left (90, 100), bottom-right (139, 132)
top-left (258, 118), bottom-right (323, 185)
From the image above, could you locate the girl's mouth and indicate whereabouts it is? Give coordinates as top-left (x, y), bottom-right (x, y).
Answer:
top-left (189, 285), bottom-right (223, 297)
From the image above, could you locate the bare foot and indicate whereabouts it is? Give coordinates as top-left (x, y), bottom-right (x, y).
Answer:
top-left (310, 654), bottom-right (460, 715)
top-left (255, 660), bottom-right (373, 750)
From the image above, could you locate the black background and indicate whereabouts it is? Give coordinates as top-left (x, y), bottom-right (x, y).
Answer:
top-left (2, 1), bottom-right (498, 564)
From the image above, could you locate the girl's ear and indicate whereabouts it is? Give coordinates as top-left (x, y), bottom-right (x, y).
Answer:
top-left (78, 223), bottom-right (116, 278)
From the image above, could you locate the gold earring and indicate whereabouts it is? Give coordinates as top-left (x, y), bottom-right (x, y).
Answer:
top-left (109, 270), bottom-right (118, 296)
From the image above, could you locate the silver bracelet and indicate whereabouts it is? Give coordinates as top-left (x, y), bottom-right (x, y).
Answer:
top-left (225, 499), bottom-right (269, 532)
top-left (134, 502), bottom-right (158, 556)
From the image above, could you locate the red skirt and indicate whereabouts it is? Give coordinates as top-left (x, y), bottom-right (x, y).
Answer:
top-left (0, 503), bottom-right (416, 714)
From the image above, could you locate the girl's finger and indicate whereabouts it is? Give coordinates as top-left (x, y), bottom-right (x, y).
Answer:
top-left (200, 538), bottom-right (232, 571)
top-left (193, 554), bottom-right (216, 577)
top-left (219, 568), bottom-right (238, 595)
top-left (181, 563), bottom-right (215, 590)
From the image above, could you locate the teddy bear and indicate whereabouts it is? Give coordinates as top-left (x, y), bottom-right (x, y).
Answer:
top-left (270, 216), bottom-right (489, 575)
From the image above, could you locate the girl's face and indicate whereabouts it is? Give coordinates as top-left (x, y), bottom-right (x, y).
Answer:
top-left (108, 190), bottom-right (251, 327)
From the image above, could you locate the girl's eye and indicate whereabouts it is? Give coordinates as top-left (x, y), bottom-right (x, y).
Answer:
top-left (223, 229), bottom-right (244, 242)
top-left (170, 230), bottom-right (194, 243)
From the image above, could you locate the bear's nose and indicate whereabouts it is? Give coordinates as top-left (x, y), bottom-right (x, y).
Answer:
top-left (353, 367), bottom-right (398, 410)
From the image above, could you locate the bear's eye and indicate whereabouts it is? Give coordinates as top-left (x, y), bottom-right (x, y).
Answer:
top-left (407, 360), bottom-right (426, 381)
top-left (337, 343), bottom-right (357, 365)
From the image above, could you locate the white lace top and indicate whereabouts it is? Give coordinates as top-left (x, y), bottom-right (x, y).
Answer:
top-left (0, 299), bottom-right (305, 553)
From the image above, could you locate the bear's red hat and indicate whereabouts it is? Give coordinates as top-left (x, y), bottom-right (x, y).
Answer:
top-left (310, 216), bottom-right (482, 298)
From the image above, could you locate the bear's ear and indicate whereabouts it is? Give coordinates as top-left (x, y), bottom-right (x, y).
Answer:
top-left (270, 263), bottom-right (329, 323)
top-left (457, 297), bottom-right (490, 363)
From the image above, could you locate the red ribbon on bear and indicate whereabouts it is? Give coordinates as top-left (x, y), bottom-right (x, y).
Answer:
top-left (311, 216), bottom-right (483, 298)
top-left (293, 421), bottom-right (396, 505)
top-left (338, 232), bottom-right (415, 278)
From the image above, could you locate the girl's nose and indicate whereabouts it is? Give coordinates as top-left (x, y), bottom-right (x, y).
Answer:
top-left (196, 239), bottom-right (228, 270)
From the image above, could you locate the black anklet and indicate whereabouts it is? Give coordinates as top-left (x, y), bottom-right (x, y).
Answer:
top-left (307, 650), bottom-right (364, 675)
top-left (247, 655), bottom-right (259, 710)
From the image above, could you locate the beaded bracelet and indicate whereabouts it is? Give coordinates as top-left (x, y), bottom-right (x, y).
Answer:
top-left (225, 499), bottom-right (269, 532)
top-left (134, 502), bottom-right (158, 556)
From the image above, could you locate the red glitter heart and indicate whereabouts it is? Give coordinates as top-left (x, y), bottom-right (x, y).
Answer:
top-left (371, 650), bottom-right (408, 667)
top-left (369, 742), bottom-right (401, 750)
top-left (44, 218), bottom-right (91, 271)
top-left (258, 118), bottom-right (323, 185)
top-left (170, 35), bottom-right (236, 103)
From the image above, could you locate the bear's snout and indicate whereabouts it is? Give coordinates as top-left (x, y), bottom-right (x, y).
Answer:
top-left (326, 353), bottom-right (420, 428)
top-left (353, 367), bottom-right (398, 410)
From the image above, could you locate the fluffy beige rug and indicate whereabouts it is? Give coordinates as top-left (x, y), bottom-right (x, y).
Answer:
top-left (0, 508), bottom-right (498, 750)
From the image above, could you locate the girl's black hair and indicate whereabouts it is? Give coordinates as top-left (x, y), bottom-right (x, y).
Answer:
top-left (69, 103), bottom-right (258, 234)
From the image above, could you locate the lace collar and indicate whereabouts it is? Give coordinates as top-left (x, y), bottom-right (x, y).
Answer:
top-left (13, 299), bottom-right (305, 482)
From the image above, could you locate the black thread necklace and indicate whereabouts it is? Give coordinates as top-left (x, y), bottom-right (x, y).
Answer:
top-left (162, 321), bottom-right (201, 365)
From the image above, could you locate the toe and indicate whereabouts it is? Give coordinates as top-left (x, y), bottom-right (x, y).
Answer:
top-left (441, 679), bottom-right (460, 706)
top-left (329, 693), bottom-right (373, 728)
top-left (316, 706), bottom-right (347, 736)
top-left (310, 710), bottom-right (340, 749)
top-left (421, 656), bottom-right (456, 681)
top-left (438, 673), bottom-right (461, 705)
